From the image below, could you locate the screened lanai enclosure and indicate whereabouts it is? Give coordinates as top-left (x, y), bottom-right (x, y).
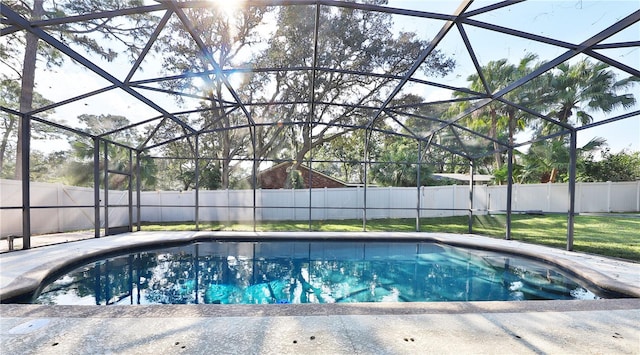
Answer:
top-left (1, 1), bottom-right (639, 251)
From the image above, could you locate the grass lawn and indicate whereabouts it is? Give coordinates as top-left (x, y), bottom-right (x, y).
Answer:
top-left (141, 214), bottom-right (640, 262)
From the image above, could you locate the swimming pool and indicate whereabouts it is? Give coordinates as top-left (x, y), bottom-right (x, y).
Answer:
top-left (32, 240), bottom-right (608, 305)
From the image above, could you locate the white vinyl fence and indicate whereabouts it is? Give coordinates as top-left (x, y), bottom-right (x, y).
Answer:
top-left (1, 179), bottom-right (639, 237)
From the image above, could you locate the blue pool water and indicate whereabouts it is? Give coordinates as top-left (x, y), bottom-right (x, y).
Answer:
top-left (33, 241), bottom-right (603, 305)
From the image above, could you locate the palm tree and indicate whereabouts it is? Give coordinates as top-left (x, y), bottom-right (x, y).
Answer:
top-left (539, 59), bottom-right (637, 134)
top-left (453, 54), bottom-right (539, 170)
top-left (500, 54), bottom-right (544, 146)
top-left (454, 60), bottom-right (510, 170)
top-left (524, 59), bottom-right (636, 183)
top-left (519, 137), bottom-right (606, 183)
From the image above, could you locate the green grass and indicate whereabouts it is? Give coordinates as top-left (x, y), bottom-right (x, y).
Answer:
top-left (140, 214), bottom-right (640, 262)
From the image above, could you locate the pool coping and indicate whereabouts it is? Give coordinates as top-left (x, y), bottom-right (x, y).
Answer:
top-left (1, 231), bottom-right (639, 303)
top-left (2, 298), bottom-right (640, 318)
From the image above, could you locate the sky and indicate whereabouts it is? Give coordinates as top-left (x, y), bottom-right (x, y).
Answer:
top-left (14, 0), bottom-right (640, 154)
top-left (386, 0), bottom-right (639, 153)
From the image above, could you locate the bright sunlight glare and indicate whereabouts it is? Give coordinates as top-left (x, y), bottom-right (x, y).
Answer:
top-left (206, 0), bottom-right (244, 18)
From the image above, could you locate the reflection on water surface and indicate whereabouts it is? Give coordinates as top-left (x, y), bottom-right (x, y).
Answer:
top-left (35, 241), bottom-right (600, 305)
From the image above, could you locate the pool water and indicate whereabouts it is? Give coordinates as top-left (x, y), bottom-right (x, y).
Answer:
top-left (33, 241), bottom-right (602, 305)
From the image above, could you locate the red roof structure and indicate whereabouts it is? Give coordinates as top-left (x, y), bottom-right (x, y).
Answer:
top-left (257, 162), bottom-right (350, 189)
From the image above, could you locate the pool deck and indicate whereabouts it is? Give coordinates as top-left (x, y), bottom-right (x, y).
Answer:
top-left (1, 231), bottom-right (639, 354)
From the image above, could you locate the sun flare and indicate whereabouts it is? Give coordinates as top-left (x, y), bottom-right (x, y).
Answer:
top-left (206, 0), bottom-right (244, 18)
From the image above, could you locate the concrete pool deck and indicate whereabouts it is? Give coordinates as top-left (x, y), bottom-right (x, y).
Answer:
top-left (1, 231), bottom-right (639, 353)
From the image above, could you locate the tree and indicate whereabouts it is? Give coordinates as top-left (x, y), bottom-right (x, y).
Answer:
top-left (251, 3), bottom-right (455, 178)
top-left (453, 54), bottom-right (539, 170)
top-left (1, 77), bottom-right (63, 178)
top-left (401, 100), bottom-right (479, 175)
top-left (313, 129), bottom-right (380, 185)
top-left (519, 59), bottom-right (637, 183)
top-left (156, 4), bottom-right (268, 189)
top-left (517, 137), bottom-right (606, 183)
top-left (1, 79), bottom-right (45, 176)
top-left (538, 58), bottom-right (637, 135)
top-left (580, 149), bottom-right (640, 182)
top-left (5, 0), bottom-right (44, 180)
top-left (153, 2), bottom-right (455, 188)
top-left (518, 139), bottom-right (570, 183)
top-left (370, 137), bottom-right (433, 187)
top-left (65, 114), bottom-right (157, 189)
top-left (3, 0), bottom-right (156, 179)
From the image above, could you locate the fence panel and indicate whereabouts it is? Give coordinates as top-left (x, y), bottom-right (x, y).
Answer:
top-left (155, 191), bottom-right (195, 222)
top-left (228, 190), bottom-right (255, 222)
top-left (514, 184), bottom-right (547, 212)
top-left (366, 188), bottom-right (389, 219)
top-left (260, 189), bottom-right (295, 221)
top-left (548, 184), bottom-right (569, 213)
top-left (472, 185), bottom-right (489, 214)
top-left (422, 186), bottom-right (455, 217)
top-left (579, 182), bottom-right (609, 213)
top-left (140, 191), bottom-right (161, 222)
top-left (309, 189), bottom-right (325, 221)
top-left (291, 189), bottom-right (310, 221)
top-left (198, 190), bottom-right (228, 222)
top-left (453, 185), bottom-right (471, 216)
top-left (324, 187), bottom-right (361, 220)
top-left (609, 181), bottom-right (639, 212)
top-left (2, 179), bottom-right (639, 237)
top-left (389, 187), bottom-right (417, 218)
top-left (1, 179), bottom-right (22, 236)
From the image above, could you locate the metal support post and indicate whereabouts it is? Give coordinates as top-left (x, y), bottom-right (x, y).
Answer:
top-left (567, 130), bottom-right (577, 251)
top-left (416, 140), bottom-right (421, 232)
top-left (505, 148), bottom-right (513, 240)
top-left (468, 159), bottom-right (474, 234)
top-left (363, 130), bottom-right (370, 231)
top-left (308, 153), bottom-right (313, 232)
top-left (195, 135), bottom-right (200, 231)
top-left (21, 114), bottom-right (31, 249)
top-left (128, 148), bottom-right (133, 232)
top-left (103, 141), bottom-right (109, 235)
top-left (94, 138), bottom-right (100, 238)
top-left (308, 4), bottom-right (321, 232)
top-left (135, 150), bottom-right (141, 232)
top-left (251, 128), bottom-right (257, 232)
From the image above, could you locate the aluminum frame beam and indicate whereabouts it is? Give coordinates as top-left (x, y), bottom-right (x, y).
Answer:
top-left (365, 0), bottom-right (474, 130)
top-left (167, 0), bottom-right (255, 126)
top-left (0, 4), bottom-right (196, 134)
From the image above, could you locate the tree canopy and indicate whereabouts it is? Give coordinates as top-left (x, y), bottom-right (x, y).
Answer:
top-left (1, 1), bottom-right (638, 189)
